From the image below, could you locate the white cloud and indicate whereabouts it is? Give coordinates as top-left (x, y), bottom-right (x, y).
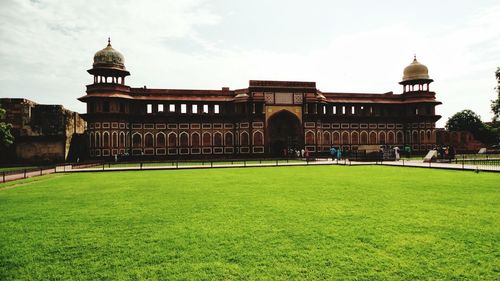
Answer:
top-left (0, 1), bottom-right (499, 127)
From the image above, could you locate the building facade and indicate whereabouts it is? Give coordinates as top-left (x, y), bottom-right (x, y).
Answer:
top-left (0, 98), bottom-right (86, 163)
top-left (79, 40), bottom-right (441, 159)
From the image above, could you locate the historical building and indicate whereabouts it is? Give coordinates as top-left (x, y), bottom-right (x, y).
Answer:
top-left (79, 39), bottom-right (441, 159)
top-left (0, 98), bottom-right (86, 163)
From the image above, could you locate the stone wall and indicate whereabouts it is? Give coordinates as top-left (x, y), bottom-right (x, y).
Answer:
top-left (0, 98), bottom-right (86, 163)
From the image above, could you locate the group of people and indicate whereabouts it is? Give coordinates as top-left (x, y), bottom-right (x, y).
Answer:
top-left (283, 148), bottom-right (310, 158)
top-left (329, 147), bottom-right (344, 160)
top-left (436, 145), bottom-right (456, 160)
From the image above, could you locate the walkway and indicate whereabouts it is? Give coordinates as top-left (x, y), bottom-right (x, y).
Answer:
top-left (381, 159), bottom-right (500, 172)
top-left (2, 159), bottom-right (498, 184)
top-left (64, 159), bottom-right (500, 173)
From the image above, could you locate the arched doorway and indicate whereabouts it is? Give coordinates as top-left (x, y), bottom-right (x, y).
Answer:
top-left (267, 110), bottom-right (303, 155)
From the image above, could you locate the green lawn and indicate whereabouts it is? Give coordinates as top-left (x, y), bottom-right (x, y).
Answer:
top-left (0, 166), bottom-right (498, 280)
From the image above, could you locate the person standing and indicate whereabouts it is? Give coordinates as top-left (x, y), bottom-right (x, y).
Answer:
top-left (394, 147), bottom-right (400, 161)
top-left (329, 147), bottom-right (337, 161)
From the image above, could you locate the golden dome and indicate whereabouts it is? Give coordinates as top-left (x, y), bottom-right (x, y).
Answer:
top-left (93, 38), bottom-right (126, 70)
top-left (402, 56), bottom-right (430, 81)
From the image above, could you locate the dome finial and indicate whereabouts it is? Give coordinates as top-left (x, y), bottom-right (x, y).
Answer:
top-left (413, 53), bottom-right (417, 62)
top-left (107, 37), bottom-right (111, 47)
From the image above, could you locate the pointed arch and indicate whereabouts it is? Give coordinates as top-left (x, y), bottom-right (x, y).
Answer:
top-left (323, 131), bottom-right (331, 145)
top-left (95, 132), bottom-right (101, 148)
top-left (112, 132), bottom-right (118, 148)
top-left (305, 130), bottom-right (315, 145)
top-left (202, 132), bottom-right (211, 146)
top-left (132, 133), bottom-right (142, 148)
top-left (351, 131), bottom-right (359, 145)
top-left (332, 131), bottom-right (340, 144)
top-left (388, 131), bottom-right (395, 144)
top-left (360, 131), bottom-right (368, 144)
top-left (369, 131), bottom-right (377, 144)
top-left (156, 132), bottom-right (166, 148)
top-left (253, 131), bottom-right (264, 146)
top-left (224, 132), bottom-right (234, 146)
top-left (103, 131), bottom-right (110, 148)
top-left (379, 131), bottom-right (386, 145)
top-left (213, 131), bottom-right (223, 146)
top-left (412, 130), bottom-right (419, 143)
top-left (119, 132), bottom-right (125, 148)
top-left (341, 131), bottom-right (349, 144)
top-left (397, 131), bottom-right (404, 144)
top-left (420, 130), bottom-right (425, 143)
top-left (180, 132), bottom-right (189, 147)
top-left (191, 132), bottom-right (200, 147)
top-left (168, 132), bottom-right (177, 147)
top-left (144, 133), bottom-right (154, 148)
top-left (240, 131), bottom-right (249, 146)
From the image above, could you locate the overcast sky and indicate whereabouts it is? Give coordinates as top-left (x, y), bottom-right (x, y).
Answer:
top-left (1, 0), bottom-right (499, 127)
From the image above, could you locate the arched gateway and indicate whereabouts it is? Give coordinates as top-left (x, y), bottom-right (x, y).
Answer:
top-left (267, 110), bottom-right (303, 156)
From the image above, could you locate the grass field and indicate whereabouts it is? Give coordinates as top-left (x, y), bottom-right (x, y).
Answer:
top-left (0, 166), bottom-right (498, 280)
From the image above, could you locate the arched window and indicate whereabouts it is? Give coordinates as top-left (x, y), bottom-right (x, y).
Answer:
top-left (351, 131), bottom-right (359, 145)
top-left (168, 133), bottom-right (177, 147)
top-left (323, 131), bottom-right (331, 145)
top-left (119, 132), bottom-right (125, 147)
top-left (397, 131), bottom-right (404, 144)
top-left (360, 131), bottom-right (368, 144)
top-left (180, 132), bottom-right (189, 147)
top-left (241, 132), bottom-right (249, 146)
top-left (369, 132), bottom-right (377, 144)
top-left (156, 133), bottom-right (166, 148)
top-left (214, 132), bottom-right (223, 146)
top-left (420, 131), bottom-right (425, 143)
top-left (387, 131), bottom-right (395, 144)
top-left (341, 132), bottom-right (349, 144)
top-left (191, 133), bottom-right (200, 147)
top-left (333, 132), bottom-right (340, 144)
top-left (379, 132), bottom-right (386, 145)
top-left (426, 130), bottom-right (432, 142)
top-left (145, 133), bottom-right (154, 147)
top-left (103, 132), bottom-right (110, 148)
top-left (132, 133), bottom-right (141, 148)
top-left (225, 132), bottom-right (233, 146)
top-left (112, 132), bottom-right (118, 148)
top-left (305, 131), bottom-right (315, 145)
top-left (253, 131), bottom-right (264, 146)
top-left (203, 132), bottom-right (211, 146)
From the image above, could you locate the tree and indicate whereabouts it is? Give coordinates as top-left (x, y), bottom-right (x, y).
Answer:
top-left (0, 104), bottom-right (14, 148)
top-left (491, 67), bottom-right (500, 122)
top-left (446, 110), bottom-right (483, 132)
top-left (446, 109), bottom-right (498, 145)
